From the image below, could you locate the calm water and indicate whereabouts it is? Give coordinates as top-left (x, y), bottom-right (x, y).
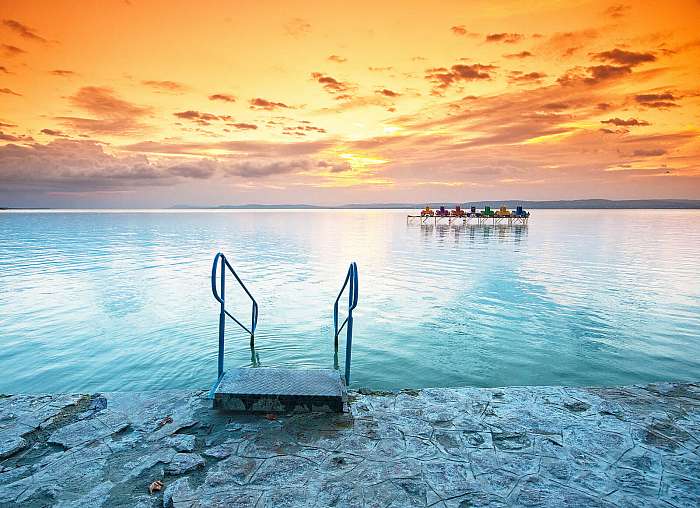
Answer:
top-left (1, 209), bottom-right (699, 393)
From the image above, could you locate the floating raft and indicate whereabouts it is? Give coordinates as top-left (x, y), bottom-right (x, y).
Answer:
top-left (408, 205), bottom-right (530, 226)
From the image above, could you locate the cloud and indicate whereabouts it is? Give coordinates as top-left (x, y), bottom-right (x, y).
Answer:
top-left (0, 65), bottom-right (10, 73)
top-left (504, 51), bottom-right (533, 59)
top-left (601, 117), bottom-right (650, 126)
top-left (376, 88), bottom-right (401, 97)
top-left (59, 86), bottom-right (152, 134)
top-left (633, 148), bottom-right (666, 157)
top-left (508, 71), bottom-right (547, 84)
top-left (50, 69), bottom-right (75, 77)
top-left (2, 44), bottom-right (25, 56)
top-left (40, 128), bottom-right (70, 136)
top-left (167, 160), bottom-right (217, 179)
top-left (604, 4), bottom-right (630, 18)
top-left (368, 66), bottom-right (393, 72)
top-left (0, 87), bottom-right (21, 96)
top-left (451, 26), bottom-right (478, 37)
top-left (310, 72), bottom-right (356, 95)
top-left (249, 98), bottom-right (291, 110)
top-left (209, 93), bottom-right (236, 102)
top-left (485, 33), bottom-right (523, 44)
top-left (0, 131), bottom-right (33, 142)
top-left (284, 18), bottom-right (311, 37)
top-left (558, 65), bottom-right (632, 85)
top-left (141, 80), bottom-right (189, 92)
top-left (2, 19), bottom-right (47, 43)
top-left (222, 158), bottom-right (341, 178)
top-left (173, 110), bottom-right (234, 125)
top-left (634, 92), bottom-right (678, 108)
top-left (228, 122), bottom-right (257, 130)
top-left (592, 48), bottom-right (656, 66)
top-left (541, 102), bottom-right (569, 110)
top-left (0, 139), bottom-right (218, 192)
top-left (425, 63), bottom-right (495, 91)
top-left (282, 125), bottom-right (327, 136)
top-left (122, 139), bottom-right (333, 158)
top-left (327, 55), bottom-right (347, 63)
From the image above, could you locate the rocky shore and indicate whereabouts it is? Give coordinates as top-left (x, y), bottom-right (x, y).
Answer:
top-left (1, 382), bottom-right (699, 507)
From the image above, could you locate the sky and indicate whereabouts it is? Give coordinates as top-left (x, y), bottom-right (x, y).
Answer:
top-left (0, 0), bottom-right (699, 207)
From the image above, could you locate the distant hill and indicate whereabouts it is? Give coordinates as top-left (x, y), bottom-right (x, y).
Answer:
top-left (173, 199), bottom-right (700, 210)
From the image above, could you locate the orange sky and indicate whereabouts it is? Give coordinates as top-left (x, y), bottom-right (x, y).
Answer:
top-left (1, 0), bottom-right (699, 206)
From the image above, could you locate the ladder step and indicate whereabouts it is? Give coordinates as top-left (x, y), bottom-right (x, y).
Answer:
top-left (213, 367), bottom-right (347, 413)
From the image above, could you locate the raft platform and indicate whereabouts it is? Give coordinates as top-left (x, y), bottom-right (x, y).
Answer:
top-left (407, 215), bottom-right (529, 226)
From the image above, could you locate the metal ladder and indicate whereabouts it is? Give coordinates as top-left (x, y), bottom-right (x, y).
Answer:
top-left (210, 253), bottom-right (358, 387)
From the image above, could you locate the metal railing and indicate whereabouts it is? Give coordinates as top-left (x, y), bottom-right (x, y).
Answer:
top-left (211, 253), bottom-right (258, 379)
top-left (333, 262), bottom-right (358, 385)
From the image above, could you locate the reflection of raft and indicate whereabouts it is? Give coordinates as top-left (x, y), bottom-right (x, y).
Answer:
top-left (407, 204), bottom-right (530, 226)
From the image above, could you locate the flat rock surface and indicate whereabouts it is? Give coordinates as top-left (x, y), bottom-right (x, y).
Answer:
top-left (0, 382), bottom-right (697, 507)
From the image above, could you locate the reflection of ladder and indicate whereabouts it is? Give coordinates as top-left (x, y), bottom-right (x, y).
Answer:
top-left (209, 253), bottom-right (358, 413)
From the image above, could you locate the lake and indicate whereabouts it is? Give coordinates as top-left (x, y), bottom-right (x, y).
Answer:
top-left (1, 209), bottom-right (699, 393)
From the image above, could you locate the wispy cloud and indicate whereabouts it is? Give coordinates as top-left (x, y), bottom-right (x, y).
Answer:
top-left (2, 19), bottom-right (47, 43)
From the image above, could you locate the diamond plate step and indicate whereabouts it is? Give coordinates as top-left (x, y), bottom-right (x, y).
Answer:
top-left (213, 367), bottom-right (347, 413)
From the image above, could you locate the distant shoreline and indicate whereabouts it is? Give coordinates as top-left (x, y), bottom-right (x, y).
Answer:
top-left (2, 199), bottom-right (700, 210)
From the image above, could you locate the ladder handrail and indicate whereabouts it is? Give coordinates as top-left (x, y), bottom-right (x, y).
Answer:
top-left (212, 253), bottom-right (258, 379)
top-left (334, 262), bottom-right (358, 385)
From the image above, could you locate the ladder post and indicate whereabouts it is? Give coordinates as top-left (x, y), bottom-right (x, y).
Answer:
top-left (217, 261), bottom-right (226, 379)
top-left (345, 314), bottom-right (353, 385)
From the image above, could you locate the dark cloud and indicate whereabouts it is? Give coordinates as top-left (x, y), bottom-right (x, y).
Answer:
top-left (0, 122), bottom-right (17, 128)
top-left (541, 102), bottom-right (569, 110)
top-left (50, 69), bottom-right (75, 77)
top-left (2, 19), bottom-right (47, 43)
top-left (485, 33), bottom-right (523, 43)
top-left (0, 139), bottom-right (218, 192)
top-left (0, 131), bottom-right (33, 142)
top-left (451, 26), bottom-right (478, 37)
top-left (0, 87), bottom-right (21, 96)
top-left (0, 65), bottom-right (9, 73)
top-left (633, 148), bottom-right (666, 157)
top-left (2, 44), bottom-right (25, 56)
top-left (223, 158), bottom-right (314, 178)
top-left (168, 160), bottom-right (217, 179)
top-left (60, 86), bottom-right (152, 134)
top-left (504, 51), bottom-right (533, 59)
top-left (174, 110), bottom-right (224, 123)
top-left (601, 117), bottom-right (650, 126)
top-left (634, 92), bottom-right (678, 108)
top-left (593, 48), bottom-right (656, 66)
top-left (40, 128), bottom-right (69, 137)
top-left (310, 72), bottom-right (356, 95)
top-left (558, 65), bottom-right (632, 85)
top-left (70, 86), bottom-right (150, 117)
top-left (142, 80), bottom-right (189, 92)
top-left (425, 63), bottom-right (495, 91)
top-left (209, 93), bottom-right (236, 102)
top-left (282, 125), bottom-right (327, 136)
top-left (604, 4), bottom-right (630, 18)
top-left (376, 88), bottom-right (400, 97)
top-left (249, 98), bottom-right (291, 110)
top-left (508, 71), bottom-right (546, 84)
top-left (368, 66), bottom-right (393, 72)
top-left (327, 55), bottom-right (347, 63)
top-left (228, 122), bottom-right (258, 130)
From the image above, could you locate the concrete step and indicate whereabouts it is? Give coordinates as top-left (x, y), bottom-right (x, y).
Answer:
top-left (212, 367), bottom-right (347, 413)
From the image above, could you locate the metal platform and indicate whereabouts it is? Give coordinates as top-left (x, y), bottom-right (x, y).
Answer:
top-left (212, 367), bottom-right (347, 413)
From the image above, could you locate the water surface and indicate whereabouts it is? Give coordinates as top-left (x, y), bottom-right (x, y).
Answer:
top-left (1, 209), bottom-right (699, 393)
